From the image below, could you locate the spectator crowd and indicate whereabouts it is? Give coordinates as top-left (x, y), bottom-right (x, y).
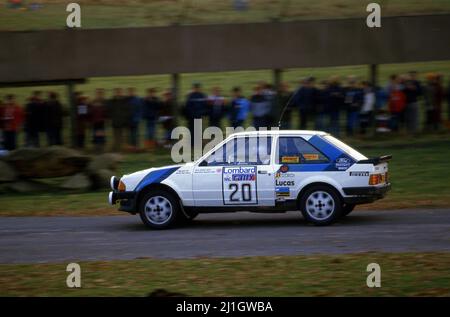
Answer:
top-left (0, 71), bottom-right (449, 152)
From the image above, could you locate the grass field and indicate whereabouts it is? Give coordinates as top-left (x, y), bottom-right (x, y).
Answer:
top-left (1, 252), bottom-right (449, 296)
top-left (0, 133), bottom-right (449, 216)
top-left (1, 0), bottom-right (450, 31)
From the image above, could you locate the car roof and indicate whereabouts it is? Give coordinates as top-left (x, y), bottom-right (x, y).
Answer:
top-left (229, 130), bottom-right (328, 137)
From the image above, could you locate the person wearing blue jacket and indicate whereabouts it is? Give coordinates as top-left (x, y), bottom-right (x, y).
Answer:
top-left (185, 82), bottom-right (207, 146)
top-left (343, 77), bottom-right (364, 136)
top-left (125, 87), bottom-right (143, 150)
top-left (292, 77), bottom-right (317, 130)
top-left (229, 87), bottom-right (249, 128)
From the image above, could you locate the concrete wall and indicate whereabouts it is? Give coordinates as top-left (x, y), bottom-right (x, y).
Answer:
top-left (0, 14), bottom-right (449, 84)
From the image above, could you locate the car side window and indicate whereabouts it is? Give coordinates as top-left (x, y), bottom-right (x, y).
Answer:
top-left (204, 136), bottom-right (272, 166)
top-left (278, 137), bottom-right (328, 164)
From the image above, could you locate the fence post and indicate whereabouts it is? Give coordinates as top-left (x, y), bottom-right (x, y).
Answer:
top-left (273, 69), bottom-right (282, 91)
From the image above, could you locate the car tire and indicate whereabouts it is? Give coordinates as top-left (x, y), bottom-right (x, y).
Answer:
top-left (341, 203), bottom-right (356, 217)
top-left (138, 189), bottom-right (180, 229)
top-left (299, 185), bottom-right (342, 226)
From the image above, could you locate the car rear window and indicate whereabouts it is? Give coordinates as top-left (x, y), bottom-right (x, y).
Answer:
top-left (322, 135), bottom-right (367, 161)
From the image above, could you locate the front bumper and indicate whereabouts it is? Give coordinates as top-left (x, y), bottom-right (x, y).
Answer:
top-left (108, 191), bottom-right (137, 213)
top-left (342, 183), bottom-right (391, 204)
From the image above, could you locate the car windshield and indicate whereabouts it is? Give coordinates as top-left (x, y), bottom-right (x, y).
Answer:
top-left (322, 135), bottom-right (367, 161)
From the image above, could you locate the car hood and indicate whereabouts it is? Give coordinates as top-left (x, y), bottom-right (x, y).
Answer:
top-left (121, 163), bottom-right (191, 191)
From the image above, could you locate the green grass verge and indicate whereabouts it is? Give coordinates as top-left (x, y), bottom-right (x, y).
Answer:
top-left (1, 0), bottom-right (449, 31)
top-left (0, 133), bottom-right (449, 216)
top-left (1, 252), bottom-right (449, 296)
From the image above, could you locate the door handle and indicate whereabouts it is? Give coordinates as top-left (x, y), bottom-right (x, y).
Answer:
top-left (258, 170), bottom-right (268, 174)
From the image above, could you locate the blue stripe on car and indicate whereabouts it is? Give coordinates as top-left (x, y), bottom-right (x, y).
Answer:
top-left (135, 167), bottom-right (180, 192)
top-left (308, 135), bottom-right (343, 161)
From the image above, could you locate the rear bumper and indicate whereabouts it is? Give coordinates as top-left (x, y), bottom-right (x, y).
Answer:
top-left (342, 184), bottom-right (391, 204)
top-left (108, 191), bottom-right (137, 214)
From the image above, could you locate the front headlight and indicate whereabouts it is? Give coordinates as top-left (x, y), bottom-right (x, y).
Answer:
top-left (118, 180), bottom-right (126, 192)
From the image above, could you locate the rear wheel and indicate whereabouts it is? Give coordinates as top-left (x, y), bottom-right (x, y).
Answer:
top-left (300, 185), bottom-right (342, 226)
top-left (138, 189), bottom-right (180, 229)
top-left (341, 203), bottom-right (356, 217)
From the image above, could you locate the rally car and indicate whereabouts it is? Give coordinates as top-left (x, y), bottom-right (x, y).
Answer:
top-left (109, 130), bottom-right (391, 229)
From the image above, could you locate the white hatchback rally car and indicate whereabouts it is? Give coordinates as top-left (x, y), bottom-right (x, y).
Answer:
top-left (109, 130), bottom-right (391, 229)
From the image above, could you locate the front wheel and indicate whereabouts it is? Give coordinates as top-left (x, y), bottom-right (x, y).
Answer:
top-left (299, 185), bottom-right (342, 226)
top-left (138, 190), bottom-right (180, 229)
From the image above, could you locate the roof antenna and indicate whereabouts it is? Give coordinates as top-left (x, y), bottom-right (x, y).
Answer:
top-left (277, 87), bottom-right (299, 129)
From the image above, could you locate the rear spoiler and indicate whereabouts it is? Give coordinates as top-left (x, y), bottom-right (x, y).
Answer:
top-left (357, 155), bottom-right (392, 165)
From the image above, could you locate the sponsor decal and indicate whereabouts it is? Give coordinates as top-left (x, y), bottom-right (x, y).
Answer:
top-left (175, 169), bottom-right (191, 175)
top-left (280, 165), bottom-right (289, 173)
top-left (194, 168), bottom-right (219, 174)
top-left (303, 153), bottom-right (319, 161)
top-left (335, 157), bottom-right (353, 171)
top-left (275, 187), bottom-right (290, 197)
top-left (349, 171), bottom-right (370, 177)
top-left (275, 180), bottom-right (295, 186)
top-left (281, 156), bottom-right (300, 164)
top-left (275, 172), bottom-right (295, 179)
top-left (223, 166), bottom-right (257, 205)
top-left (223, 166), bottom-right (257, 175)
top-left (232, 174), bottom-right (256, 181)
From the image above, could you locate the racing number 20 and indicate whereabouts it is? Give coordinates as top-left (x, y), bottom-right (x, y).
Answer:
top-left (229, 183), bottom-right (252, 202)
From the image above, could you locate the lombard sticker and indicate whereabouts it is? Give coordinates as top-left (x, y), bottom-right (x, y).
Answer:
top-left (335, 157), bottom-right (353, 171)
top-left (303, 153), bottom-right (319, 161)
top-left (281, 156), bottom-right (300, 164)
top-left (349, 171), bottom-right (369, 176)
top-left (275, 187), bottom-right (290, 197)
top-left (223, 166), bottom-right (257, 205)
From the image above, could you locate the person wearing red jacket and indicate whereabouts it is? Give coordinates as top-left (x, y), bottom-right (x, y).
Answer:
top-left (1, 94), bottom-right (24, 150)
top-left (388, 75), bottom-right (406, 132)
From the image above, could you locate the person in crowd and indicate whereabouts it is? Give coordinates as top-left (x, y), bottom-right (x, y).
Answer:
top-left (89, 88), bottom-right (107, 152)
top-left (272, 82), bottom-right (292, 129)
top-left (108, 88), bottom-right (129, 152)
top-left (403, 71), bottom-right (422, 135)
top-left (160, 90), bottom-right (177, 148)
top-left (250, 84), bottom-right (272, 129)
top-left (207, 87), bottom-right (226, 128)
top-left (424, 73), bottom-right (444, 131)
top-left (0, 94), bottom-right (24, 151)
top-left (325, 76), bottom-right (344, 137)
top-left (24, 91), bottom-right (44, 147)
top-left (142, 88), bottom-right (161, 150)
top-left (45, 92), bottom-right (64, 146)
top-left (125, 87), bottom-right (142, 150)
top-left (229, 86), bottom-right (249, 128)
top-left (185, 82), bottom-right (207, 146)
top-left (344, 76), bottom-right (363, 136)
top-left (388, 75), bottom-right (406, 132)
top-left (293, 77), bottom-right (317, 130)
top-left (447, 77), bottom-right (450, 122)
top-left (359, 81), bottom-right (375, 135)
top-left (314, 80), bottom-right (328, 131)
top-left (262, 83), bottom-right (277, 127)
top-left (75, 94), bottom-right (89, 149)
